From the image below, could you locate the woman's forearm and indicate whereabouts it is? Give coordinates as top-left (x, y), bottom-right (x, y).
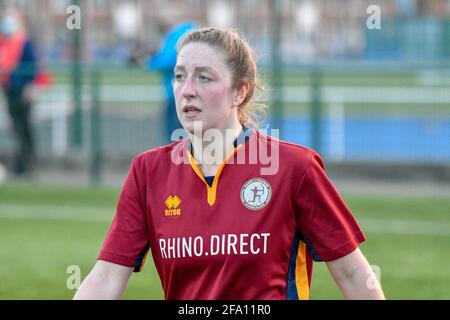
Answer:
top-left (326, 248), bottom-right (385, 300)
top-left (335, 263), bottom-right (385, 300)
top-left (73, 260), bottom-right (133, 300)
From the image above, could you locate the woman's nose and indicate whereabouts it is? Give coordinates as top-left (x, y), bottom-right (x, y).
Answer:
top-left (182, 77), bottom-right (196, 98)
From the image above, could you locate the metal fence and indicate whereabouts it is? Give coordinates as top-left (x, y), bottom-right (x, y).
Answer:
top-left (1, 63), bottom-right (449, 173)
top-left (2, 1), bottom-right (450, 182)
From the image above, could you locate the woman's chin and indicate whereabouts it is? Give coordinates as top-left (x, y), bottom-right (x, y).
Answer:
top-left (182, 120), bottom-right (207, 134)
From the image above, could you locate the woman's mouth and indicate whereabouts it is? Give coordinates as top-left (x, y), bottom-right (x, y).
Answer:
top-left (183, 105), bottom-right (201, 118)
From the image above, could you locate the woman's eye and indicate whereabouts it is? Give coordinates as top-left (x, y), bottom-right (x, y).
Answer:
top-left (199, 75), bottom-right (211, 81)
top-left (174, 74), bottom-right (185, 81)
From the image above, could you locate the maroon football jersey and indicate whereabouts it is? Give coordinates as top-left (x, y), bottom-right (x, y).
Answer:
top-left (98, 128), bottom-right (365, 299)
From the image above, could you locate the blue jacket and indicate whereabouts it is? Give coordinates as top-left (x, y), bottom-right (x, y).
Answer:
top-left (147, 22), bottom-right (198, 101)
top-left (9, 39), bottom-right (38, 91)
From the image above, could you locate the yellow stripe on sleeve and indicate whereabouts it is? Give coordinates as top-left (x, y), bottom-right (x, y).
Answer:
top-left (296, 241), bottom-right (310, 300)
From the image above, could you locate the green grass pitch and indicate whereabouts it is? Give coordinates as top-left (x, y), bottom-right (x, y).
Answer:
top-left (0, 184), bottom-right (449, 299)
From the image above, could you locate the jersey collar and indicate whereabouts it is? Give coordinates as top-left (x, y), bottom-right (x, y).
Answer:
top-left (187, 125), bottom-right (253, 155)
top-left (185, 125), bottom-right (254, 206)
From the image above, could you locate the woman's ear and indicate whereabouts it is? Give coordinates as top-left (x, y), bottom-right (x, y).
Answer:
top-left (233, 82), bottom-right (251, 107)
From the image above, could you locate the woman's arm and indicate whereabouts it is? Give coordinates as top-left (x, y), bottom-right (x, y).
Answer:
top-left (73, 260), bottom-right (133, 300)
top-left (326, 247), bottom-right (385, 300)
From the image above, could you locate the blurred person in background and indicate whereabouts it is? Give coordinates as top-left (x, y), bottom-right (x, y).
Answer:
top-left (146, 15), bottom-right (198, 144)
top-left (0, 8), bottom-right (38, 178)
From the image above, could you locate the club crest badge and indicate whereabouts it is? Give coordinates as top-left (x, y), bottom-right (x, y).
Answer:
top-left (240, 178), bottom-right (272, 210)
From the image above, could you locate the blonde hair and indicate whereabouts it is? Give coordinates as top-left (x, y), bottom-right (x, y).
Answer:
top-left (177, 27), bottom-right (266, 129)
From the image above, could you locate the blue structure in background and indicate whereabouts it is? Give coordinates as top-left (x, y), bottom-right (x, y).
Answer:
top-left (363, 18), bottom-right (450, 61)
top-left (284, 117), bottom-right (450, 163)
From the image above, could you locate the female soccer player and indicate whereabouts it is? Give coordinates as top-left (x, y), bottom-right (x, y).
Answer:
top-left (74, 27), bottom-right (384, 300)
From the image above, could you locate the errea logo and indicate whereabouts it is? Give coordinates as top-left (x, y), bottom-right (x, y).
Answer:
top-left (165, 195), bottom-right (182, 216)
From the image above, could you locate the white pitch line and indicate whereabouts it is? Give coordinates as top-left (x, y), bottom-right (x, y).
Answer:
top-left (359, 218), bottom-right (450, 237)
top-left (0, 204), bottom-right (113, 223)
top-left (1, 204), bottom-right (450, 237)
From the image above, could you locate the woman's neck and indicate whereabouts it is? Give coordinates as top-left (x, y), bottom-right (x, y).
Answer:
top-left (189, 121), bottom-right (243, 174)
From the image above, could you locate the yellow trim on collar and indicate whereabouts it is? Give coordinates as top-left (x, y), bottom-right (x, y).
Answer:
top-left (188, 144), bottom-right (243, 206)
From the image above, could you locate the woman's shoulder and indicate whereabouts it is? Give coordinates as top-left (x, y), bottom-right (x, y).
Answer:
top-left (254, 130), bottom-right (321, 163)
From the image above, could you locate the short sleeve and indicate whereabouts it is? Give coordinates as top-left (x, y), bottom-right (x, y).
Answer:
top-left (294, 152), bottom-right (365, 262)
top-left (98, 159), bottom-right (150, 272)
